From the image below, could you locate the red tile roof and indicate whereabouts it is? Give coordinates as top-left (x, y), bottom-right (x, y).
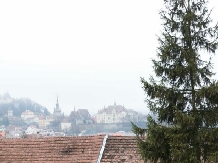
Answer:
top-left (0, 135), bottom-right (104, 162)
top-left (101, 136), bottom-right (144, 163)
top-left (0, 135), bottom-right (144, 162)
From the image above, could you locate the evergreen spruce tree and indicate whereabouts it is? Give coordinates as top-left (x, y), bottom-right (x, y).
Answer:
top-left (132, 0), bottom-right (218, 162)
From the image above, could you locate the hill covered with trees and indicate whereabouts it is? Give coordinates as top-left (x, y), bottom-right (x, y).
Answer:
top-left (0, 92), bottom-right (50, 117)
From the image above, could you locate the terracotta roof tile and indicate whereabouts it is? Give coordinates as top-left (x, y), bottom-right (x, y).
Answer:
top-left (101, 136), bottom-right (144, 163)
top-left (0, 135), bottom-right (104, 162)
top-left (0, 135), bottom-right (144, 162)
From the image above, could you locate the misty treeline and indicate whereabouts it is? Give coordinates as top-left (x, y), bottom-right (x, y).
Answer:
top-left (0, 92), bottom-right (50, 117)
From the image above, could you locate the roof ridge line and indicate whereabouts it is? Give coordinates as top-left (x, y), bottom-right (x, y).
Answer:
top-left (96, 134), bottom-right (108, 163)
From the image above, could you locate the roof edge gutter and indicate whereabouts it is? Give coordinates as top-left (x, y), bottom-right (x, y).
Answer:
top-left (96, 134), bottom-right (108, 163)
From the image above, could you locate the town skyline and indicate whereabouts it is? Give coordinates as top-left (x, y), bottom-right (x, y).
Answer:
top-left (0, 92), bottom-right (146, 116)
top-left (0, 91), bottom-right (146, 138)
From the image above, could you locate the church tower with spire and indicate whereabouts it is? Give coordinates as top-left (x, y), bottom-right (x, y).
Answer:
top-left (53, 95), bottom-right (62, 119)
top-left (55, 96), bottom-right (59, 111)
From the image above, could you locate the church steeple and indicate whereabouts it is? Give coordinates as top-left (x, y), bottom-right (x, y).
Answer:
top-left (53, 95), bottom-right (62, 119)
top-left (56, 95), bottom-right (59, 110)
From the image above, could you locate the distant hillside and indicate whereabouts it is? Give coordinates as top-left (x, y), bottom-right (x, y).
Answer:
top-left (0, 92), bottom-right (50, 117)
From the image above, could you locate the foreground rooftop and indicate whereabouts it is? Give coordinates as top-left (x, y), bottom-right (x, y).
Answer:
top-left (0, 135), bottom-right (144, 163)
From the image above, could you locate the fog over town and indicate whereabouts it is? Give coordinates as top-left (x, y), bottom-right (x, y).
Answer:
top-left (0, 0), bottom-right (218, 116)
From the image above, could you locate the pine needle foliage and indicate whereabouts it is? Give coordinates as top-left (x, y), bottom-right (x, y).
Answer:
top-left (132, 0), bottom-right (218, 162)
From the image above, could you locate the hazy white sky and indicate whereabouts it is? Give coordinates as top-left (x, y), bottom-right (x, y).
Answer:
top-left (0, 0), bottom-right (218, 115)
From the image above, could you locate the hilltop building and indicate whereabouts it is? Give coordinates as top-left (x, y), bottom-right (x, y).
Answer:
top-left (21, 110), bottom-right (39, 125)
top-left (96, 103), bottom-right (126, 123)
top-left (21, 110), bottom-right (35, 120)
top-left (96, 102), bottom-right (145, 123)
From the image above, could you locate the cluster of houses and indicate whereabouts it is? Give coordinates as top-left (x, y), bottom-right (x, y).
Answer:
top-left (0, 97), bottom-right (146, 138)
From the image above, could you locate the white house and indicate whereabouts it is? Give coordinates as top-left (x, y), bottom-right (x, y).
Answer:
top-left (21, 110), bottom-right (39, 124)
top-left (60, 117), bottom-right (71, 132)
top-left (21, 110), bottom-right (35, 120)
top-left (25, 125), bottom-right (39, 134)
top-left (38, 116), bottom-right (53, 129)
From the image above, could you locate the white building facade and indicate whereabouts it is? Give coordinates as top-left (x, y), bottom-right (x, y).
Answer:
top-left (96, 103), bottom-right (127, 123)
